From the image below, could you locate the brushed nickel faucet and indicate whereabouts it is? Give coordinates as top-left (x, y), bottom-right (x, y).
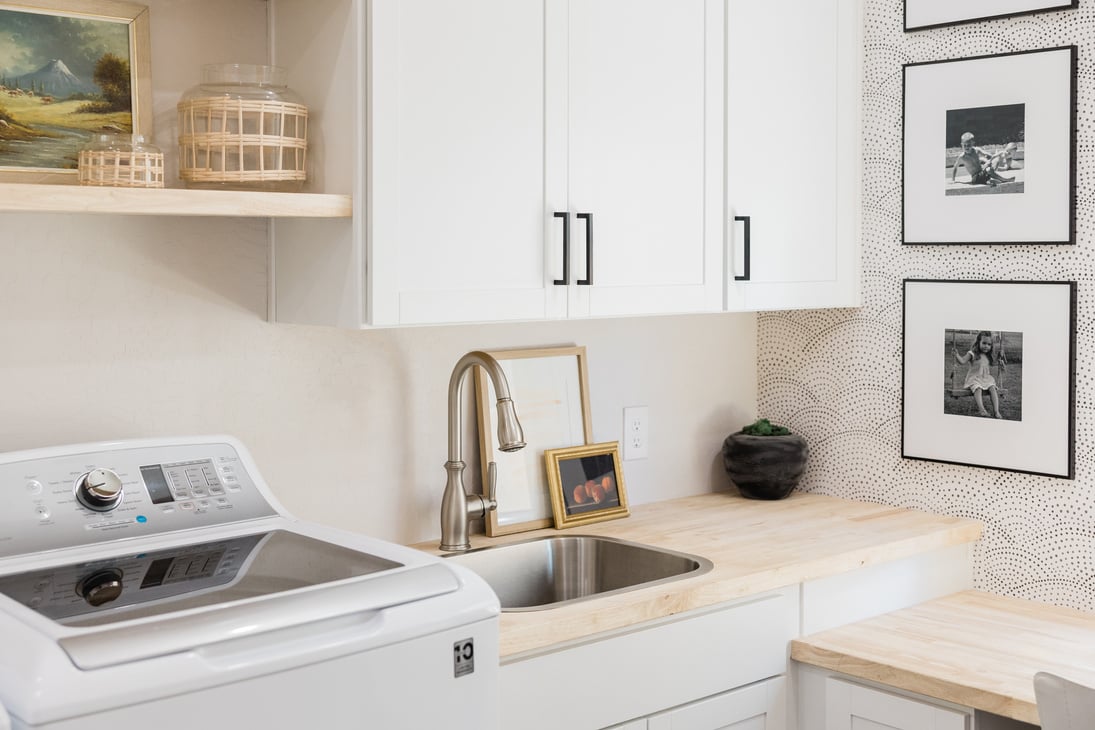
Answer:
top-left (440, 351), bottom-right (526, 551)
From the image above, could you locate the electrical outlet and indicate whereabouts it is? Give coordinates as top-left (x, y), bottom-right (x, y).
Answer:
top-left (623, 406), bottom-right (649, 460)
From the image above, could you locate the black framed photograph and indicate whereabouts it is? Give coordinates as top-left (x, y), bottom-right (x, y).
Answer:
top-left (903, 46), bottom-right (1076, 245)
top-left (903, 280), bottom-right (1076, 478)
top-left (905, 0), bottom-right (1077, 32)
top-left (544, 441), bottom-right (629, 528)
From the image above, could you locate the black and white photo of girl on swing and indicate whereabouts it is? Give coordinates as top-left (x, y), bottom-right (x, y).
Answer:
top-left (944, 329), bottom-right (1023, 421)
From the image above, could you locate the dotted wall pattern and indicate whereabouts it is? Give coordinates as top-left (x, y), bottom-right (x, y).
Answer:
top-left (758, 0), bottom-right (1095, 611)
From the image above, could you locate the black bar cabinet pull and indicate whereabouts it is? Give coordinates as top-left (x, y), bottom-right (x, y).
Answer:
top-left (553, 212), bottom-right (570, 286)
top-left (733, 215), bottom-right (751, 282)
top-left (577, 212), bottom-right (593, 286)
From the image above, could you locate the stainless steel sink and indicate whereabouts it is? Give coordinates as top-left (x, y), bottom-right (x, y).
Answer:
top-left (444, 535), bottom-right (713, 611)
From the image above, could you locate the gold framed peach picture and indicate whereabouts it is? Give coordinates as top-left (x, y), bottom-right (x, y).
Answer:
top-left (544, 441), bottom-right (629, 529)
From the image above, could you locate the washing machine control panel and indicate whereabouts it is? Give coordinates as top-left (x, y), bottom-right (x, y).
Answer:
top-left (0, 440), bottom-right (279, 559)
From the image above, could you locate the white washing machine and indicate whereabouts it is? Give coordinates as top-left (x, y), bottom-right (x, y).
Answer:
top-left (0, 436), bottom-right (499, 729)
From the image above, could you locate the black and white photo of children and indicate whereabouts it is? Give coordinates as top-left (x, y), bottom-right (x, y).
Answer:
top-left (945, 104), bottom-right (1025, 196)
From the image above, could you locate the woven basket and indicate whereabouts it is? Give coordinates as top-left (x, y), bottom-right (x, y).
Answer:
top-left (78, 149), bottom-right (165, 188)
top-left (178, 97), bottom-right (308, 191)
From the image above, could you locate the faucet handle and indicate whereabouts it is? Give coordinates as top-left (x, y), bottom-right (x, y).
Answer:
top-left (486, 461), bottom-right (499, 512)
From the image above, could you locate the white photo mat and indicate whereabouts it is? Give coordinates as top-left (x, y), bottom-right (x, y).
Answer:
top-left (903, 47), bottom-right (1075, 244)
top-left (902, 280), bottom-right (1075, 478)
top-left (905, 0), bottom-right (1077, 31)
top-left (475, 346), bottom-right (592, 535)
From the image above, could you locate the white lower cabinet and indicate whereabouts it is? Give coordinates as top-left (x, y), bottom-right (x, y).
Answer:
top-left (822, 678), bottom-right (970, 730)
top-left (500, 589), bottom-right (797, 730)
top-left (650, 678), bottom-right (786, 730)
top-left (606, 678), bottom-right (784, 730)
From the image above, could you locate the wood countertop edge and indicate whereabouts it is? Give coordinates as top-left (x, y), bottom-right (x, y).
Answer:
top-left (495, 523), bottom-right (983, 658)
top-left (789, 589), bottom-right (1095, 725)
top-left (789, 640), bottom-right (1039, 725)
top-left (408, 492), bottom-right (985, 659)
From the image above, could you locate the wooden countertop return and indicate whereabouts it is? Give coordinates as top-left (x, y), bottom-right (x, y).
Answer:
top-left (414, 491), bottom-right (983, 659)
top-left (791, 590), bottom-right (1095, 725)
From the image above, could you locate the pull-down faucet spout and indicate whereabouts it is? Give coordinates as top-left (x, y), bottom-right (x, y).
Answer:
top-left (440, 351), bottom-right (526, 551)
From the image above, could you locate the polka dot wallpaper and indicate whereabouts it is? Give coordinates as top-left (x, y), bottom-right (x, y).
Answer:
top-left (757, 0), bottom-right (1095, 610)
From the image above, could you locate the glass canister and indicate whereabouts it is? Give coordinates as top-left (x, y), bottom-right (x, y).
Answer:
top-left (77, 134), bottom-right (165, 188)
top-left (177, 63), bottom-right (308, 192)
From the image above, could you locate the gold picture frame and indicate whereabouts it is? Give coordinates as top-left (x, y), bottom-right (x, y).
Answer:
top-left (0, 0), bottom-right (152, 184)
top-left (545, 442), bottom-right (629, 529)
top-left (475, 345), bottom-right (592, 536)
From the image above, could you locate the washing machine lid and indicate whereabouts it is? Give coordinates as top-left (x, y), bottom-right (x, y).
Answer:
top-left (0, 529), bottom-right (461, 670)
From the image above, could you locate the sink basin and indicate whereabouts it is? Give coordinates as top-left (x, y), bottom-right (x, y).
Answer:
top-left (444, 535), bottom-right (713, 611)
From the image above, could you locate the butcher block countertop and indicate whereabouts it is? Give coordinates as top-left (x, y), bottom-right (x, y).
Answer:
top-left (791, 590), bottom-right (1095, 725)
top-left (414, 491), bottom-right (983, 659)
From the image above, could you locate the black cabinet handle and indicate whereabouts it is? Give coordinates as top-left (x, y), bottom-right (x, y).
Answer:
top-left (733, 215), bottom-right (751, 282)
top-left (553, 211), bottom-right (569, 286)
top-left (577, 212), bottom-right (593, 286)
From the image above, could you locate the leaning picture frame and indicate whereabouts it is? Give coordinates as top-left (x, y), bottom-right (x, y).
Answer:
top-left (902, 279), bottom-right (1076, 478)
top-left (0, 0), bottom-right (152, 184)
top-left (905, 0), bottom-right (1077, 32)
top-left (544, 441), bottom-right (629, 529)
top-left (903, 46), bottom-right (1076, 245)
top-left (475, 345), bottom-right (592, 536)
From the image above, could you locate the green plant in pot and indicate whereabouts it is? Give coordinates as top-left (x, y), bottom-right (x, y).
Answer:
top-left (721, 418), bottom-right (808, 500)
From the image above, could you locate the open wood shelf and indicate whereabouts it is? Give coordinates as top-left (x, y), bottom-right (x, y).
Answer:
top-left (0, 182), bottom-right (353, 218)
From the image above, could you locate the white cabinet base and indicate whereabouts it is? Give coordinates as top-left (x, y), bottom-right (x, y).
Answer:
top-left (501, 589), bottom-right (797, 730)
top-left (825, 678), bottom-right (969, 730)
top-left (649, 677), bottom-right (786, 730)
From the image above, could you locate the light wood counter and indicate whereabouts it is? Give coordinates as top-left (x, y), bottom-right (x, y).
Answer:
top-left (414, 491), bottom-right (982, 659)
top-left (791, 590), bottom-right (1095, 725)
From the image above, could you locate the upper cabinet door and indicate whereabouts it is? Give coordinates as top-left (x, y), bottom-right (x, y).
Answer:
top-left (725, 0), bottom-right (862, 312)
top-left (369, 0), bottom-right (565, 325)
top-left (565, 0), bottom-right (726, 318)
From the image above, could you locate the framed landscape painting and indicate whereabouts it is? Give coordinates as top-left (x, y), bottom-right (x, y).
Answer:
top-left (0, 0), bottom-right (151, 183)
top-left (905, 0), bottom-right (1077, 32)
top-left (903, 47), bottom-right (1076, 245)
top-left (902, 279), bottom-right (1076, 479)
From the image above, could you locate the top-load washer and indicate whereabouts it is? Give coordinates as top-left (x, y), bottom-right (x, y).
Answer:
top-left (0, 436), bottom-right (499, 730)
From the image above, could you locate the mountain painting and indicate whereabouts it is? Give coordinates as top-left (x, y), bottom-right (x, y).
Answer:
top-left (0, 5), bottom-right (137, 172)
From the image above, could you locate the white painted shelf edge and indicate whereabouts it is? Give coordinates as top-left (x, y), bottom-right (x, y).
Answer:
top-left (0, 182), bottom-right (352, 218)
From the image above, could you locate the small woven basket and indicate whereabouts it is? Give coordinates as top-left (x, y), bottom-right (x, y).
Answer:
top-left (177, 97), bottom-right (308, 190)
top-left (78, 141), bottom-right (165, 189)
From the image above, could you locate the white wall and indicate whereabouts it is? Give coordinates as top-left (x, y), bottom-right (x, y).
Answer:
top-left (0, 0), bottom-right (757, 544)
top-left (759, 0), bottom-right (1095, 611)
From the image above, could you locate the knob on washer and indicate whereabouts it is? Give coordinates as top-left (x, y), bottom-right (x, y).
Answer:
top-left (75, 569), bottom-right (124, 607)
top-left (75, 468), bottom-right (124, 511)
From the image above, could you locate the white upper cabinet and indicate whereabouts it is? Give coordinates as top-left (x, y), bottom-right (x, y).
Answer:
top-left (370, 0), bottom-right (562, 325)
top-left (724, 0), bottom-right (862, 311)
top-left (563, 0), bottom-right (726, 319)
top-left (368, 0), bottom-right (725, 326)
top-left (270, 0), bottom-right (860, 328)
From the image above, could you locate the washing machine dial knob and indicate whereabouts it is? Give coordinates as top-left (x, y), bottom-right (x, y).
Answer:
top-left (76, 468), bottom-right (124, 511)
top-left (76, 569), bottom-right (124, 607)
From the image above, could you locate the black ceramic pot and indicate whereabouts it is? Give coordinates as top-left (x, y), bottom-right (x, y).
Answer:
top-left (721, 432), bottom-right (808, 500)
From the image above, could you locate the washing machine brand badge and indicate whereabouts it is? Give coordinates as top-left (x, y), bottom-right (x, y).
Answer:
top-left (453, 638), bottom-right (475, 678)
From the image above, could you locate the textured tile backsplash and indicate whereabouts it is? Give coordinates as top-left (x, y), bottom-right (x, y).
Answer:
top-left (758, 0), bottom-right (1095, 610)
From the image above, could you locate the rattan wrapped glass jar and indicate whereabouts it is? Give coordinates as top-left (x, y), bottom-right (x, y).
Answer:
top-left (177, 64), bottom-right (308, 192)
top-left (78, 134), bottom-right (164, 188)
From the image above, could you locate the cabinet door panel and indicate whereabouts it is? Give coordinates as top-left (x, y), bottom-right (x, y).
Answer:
top-left (370, 0), bottom-right (562, 324)
top-left (567, 0), bottom-right (724, 317)
top-left (648, 677), bottom-right (784, 730)
top-left (725, 0), bottom-right (861, 311)
top-left (825, 678), bottom-right (969, 730)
